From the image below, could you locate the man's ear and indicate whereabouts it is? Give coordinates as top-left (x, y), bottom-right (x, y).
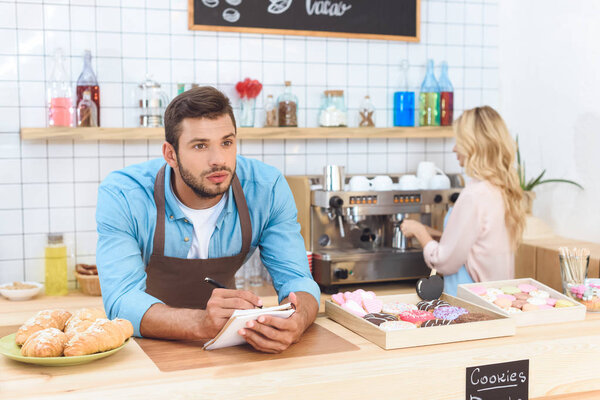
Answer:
top-left (162, 142), bottom-right (178, 169)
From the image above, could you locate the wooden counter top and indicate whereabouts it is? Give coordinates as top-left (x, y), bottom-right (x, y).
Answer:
top-left (2, 285), bottom-right (600, 399)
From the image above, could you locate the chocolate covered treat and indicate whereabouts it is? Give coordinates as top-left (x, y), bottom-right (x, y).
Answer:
top-left (416, 299), bottom-right (450, 311)
top-left (363, 313), bottom-right (398, 326)
top-left (454, 312), bottom-right (493, 324)
top-left (421, 318), bottom-right (456, 328)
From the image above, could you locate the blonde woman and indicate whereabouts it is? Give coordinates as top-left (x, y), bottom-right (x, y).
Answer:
top-left (401, 106), bottom-right (526, 296)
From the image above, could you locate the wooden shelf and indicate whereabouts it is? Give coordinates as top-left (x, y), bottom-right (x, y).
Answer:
top-left (20, 126), bottom-right (454, 141)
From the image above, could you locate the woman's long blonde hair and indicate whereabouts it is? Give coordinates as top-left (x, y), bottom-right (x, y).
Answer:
top-left (454, 106), bottom-right (525, 250)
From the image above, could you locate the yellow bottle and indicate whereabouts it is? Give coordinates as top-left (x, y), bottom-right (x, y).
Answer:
top-left (45, 233), bottom-right (68, 296)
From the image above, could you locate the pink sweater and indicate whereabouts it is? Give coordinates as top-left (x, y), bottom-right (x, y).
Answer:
top-left (423, 178), bottom-right (514, 282)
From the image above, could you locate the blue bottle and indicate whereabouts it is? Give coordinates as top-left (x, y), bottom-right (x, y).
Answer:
top-left (419, 59), bottom-right (441, 126)
top-left (393, 60), bottom-right (415, 127)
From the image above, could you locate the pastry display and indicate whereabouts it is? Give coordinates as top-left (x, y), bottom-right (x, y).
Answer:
top-left (14, 308), bottom-right (132, 358)
top-left (567, 282), bottom-right (600, 312)
top-left (467, 283), bottom-right (577, 313)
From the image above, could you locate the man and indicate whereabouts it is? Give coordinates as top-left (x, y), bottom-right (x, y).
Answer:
top-left (96, 86), bottom-right (320, 353)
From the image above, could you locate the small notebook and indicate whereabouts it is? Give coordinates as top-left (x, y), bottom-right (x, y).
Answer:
top-left (203, 303), bottom-right (295, 350)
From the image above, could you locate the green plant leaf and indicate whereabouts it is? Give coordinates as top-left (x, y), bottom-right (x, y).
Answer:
top-left (525, 170), bottom-right (546, 191)
top-left (537, 179), bottom-right (584, 190)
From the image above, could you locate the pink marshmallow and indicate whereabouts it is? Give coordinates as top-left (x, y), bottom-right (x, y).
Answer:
top-left (518, 284), bottom-right (538, 293)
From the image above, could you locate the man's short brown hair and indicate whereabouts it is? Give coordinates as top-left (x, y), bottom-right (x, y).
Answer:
top-left (164, 86), bottom-right (236, 152)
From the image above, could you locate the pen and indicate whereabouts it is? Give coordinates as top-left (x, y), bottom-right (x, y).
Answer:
top-left (204, 277), bottom-right (263, 308)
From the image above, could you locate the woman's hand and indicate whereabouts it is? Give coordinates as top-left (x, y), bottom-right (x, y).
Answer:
top-left (401, 220), bottom-right (434, 248)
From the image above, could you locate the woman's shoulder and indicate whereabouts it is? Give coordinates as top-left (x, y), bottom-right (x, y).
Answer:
top-left (458, 179), bottom-right (503, 205)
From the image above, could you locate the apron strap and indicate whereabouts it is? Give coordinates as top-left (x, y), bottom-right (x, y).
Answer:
top-left (152, 164), bottom-right (167, 257)
top-left (231, 174), bottom-right (252, 257)
top-left (152, 165), bottom-right (252, 258)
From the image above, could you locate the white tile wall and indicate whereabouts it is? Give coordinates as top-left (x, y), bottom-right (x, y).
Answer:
top-left (0, 0), bottom-right (497, 283)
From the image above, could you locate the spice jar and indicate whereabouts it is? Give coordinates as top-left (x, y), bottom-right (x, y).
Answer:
top-left (264, 94), bottom-right (277, 127)
top-left (277, 81), bottom-right (298, 127)
top-left (319, 90), bottom-right (347, 127)
top-left (358, 95), bottom-right (375, 127)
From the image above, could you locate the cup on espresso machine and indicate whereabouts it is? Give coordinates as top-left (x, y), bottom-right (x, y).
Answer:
top-left (323, 165), bottom-right (345, 191)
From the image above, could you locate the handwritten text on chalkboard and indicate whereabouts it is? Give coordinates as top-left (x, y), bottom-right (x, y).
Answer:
top-left (466, 359), bottom-right (529, 400)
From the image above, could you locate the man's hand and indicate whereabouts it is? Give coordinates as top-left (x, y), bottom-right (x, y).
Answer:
top-left (200, 289), bottom-right (263, 339)
top-left (140, 289), bottom-right (262, 340)
top-left (238, 291), bottom-right (318, 353)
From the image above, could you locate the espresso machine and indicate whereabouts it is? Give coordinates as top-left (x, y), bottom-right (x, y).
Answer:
top-left (309, 169), bottom-right (462, 293)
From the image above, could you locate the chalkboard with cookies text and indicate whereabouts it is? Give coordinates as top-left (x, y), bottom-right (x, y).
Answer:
top-left (189, 0), bottom-right (421, 42)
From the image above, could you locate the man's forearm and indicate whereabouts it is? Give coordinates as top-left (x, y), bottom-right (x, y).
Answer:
top-left (139, 303), bottom-right (207, 340)
top-left (282, 291), bottom-right (319, 331)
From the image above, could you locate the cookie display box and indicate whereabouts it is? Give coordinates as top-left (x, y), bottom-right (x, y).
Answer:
top-left (456, 278), bottom-right (586, 327)
top-left (325, 293), bottom-right (515, 350)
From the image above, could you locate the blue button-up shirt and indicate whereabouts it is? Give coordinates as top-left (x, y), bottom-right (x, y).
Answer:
top-left (96, 156), bottom-right (320, 337)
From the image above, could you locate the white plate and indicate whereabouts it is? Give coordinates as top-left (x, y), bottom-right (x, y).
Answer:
top-left (0, 281), bottom-right (43, 301)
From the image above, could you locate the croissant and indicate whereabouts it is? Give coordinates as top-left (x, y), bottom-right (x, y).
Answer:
top-left (64, 318), bottom-right (133, 357)
top-left (20, 328), bottom-right (68, 357)
top-left (15, 309), bottom-right (72, 346)
top-left (64, 308), bottom-right (107, 340)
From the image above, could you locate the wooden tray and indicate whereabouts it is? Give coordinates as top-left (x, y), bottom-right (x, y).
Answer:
top-left (456, 278), bottom-right (586, 327)
top-left (325, 293), bottom-right (515, 350)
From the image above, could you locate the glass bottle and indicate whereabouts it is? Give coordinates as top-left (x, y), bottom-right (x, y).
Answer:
top-left (358, 95), bottom-right (375, 127)
top-left (76, 50), bottom-right (100, 126)
top-left (393, 59), bottom-right (415, 127)
top-left (264, 94), bottom-right (277, 127)
top-left (45, 233), bottom-right (68, 296)
top-left (77, 89), bottom-right (98, 127)
top-left (438, 61), bottom-right (454, 126)
top-left (277, 81), bottom-right (298, 127)
top-left (47, 48), bottom-right (73, 127)
top-left (419, 59), bottom-right (441, 126)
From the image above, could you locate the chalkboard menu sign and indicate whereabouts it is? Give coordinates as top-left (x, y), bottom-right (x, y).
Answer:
top-left (189, 0), bottom-right (420, 42)
top-left (466, 359), bottom-right (529, 400)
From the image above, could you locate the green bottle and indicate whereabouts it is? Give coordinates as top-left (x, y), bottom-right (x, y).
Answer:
top-left (418, 59), bottom-right (441, 126)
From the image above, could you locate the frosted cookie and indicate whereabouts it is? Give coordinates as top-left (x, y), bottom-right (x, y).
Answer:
top-left (382, 302), bottom-right (417, 315)
top-left (511, 300), bottom-right (527, 309)
top-left (522, 303), bottom-right (539, 312)
top-left (362, 298), bottom-right (383, 314)
top-left (432, 306), bottom-right (468, 321)
top-left (421, 318), bottom-right (455, 327)
top-left (398, 310), bottom-right (436, 325)
top-left (501, 286), bottom-right (521, 295)
top-left (494, 298), bottom-right (512, 309)
top-left (506, 307), bottom-right (523, 314)
top-left (363, 313), bottom-right (398, 326)
top-left (481, 293), bottom-right (498, 303)
top-left (555, 299), bottom-right (576, 308)
top-left (416, 299), bottom-right (450, 311)
top-left (486, 288), bottom-right (504, 296)
top-left (529, 290), bottom-right (550, 299)
top-left (526, 297), bottom-right (546, 306)
top-left (546, 298), bottom-right (557, 306)
top-left (518, 283), bottom-right (538, 293)
top-left (341, 300), bottom-right (366, 317)
top-left (470, 286), bottom-right (487, 296)
top-left (379, 321), bottom-right (417, 331)
top-left (496, 294), bottom-right (517, 302)
top-left (514, 292), bottom-right (531, 301)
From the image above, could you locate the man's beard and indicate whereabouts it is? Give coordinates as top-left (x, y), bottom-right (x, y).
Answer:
top-left (178, 162), bottom-right (234, 199)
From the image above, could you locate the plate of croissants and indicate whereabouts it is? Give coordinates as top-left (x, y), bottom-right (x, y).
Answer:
top-left (0, 308), bottom-right (134, 366)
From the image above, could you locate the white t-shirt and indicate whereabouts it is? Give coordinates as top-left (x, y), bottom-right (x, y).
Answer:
top-left (171, 185), bottom-right (228, 259)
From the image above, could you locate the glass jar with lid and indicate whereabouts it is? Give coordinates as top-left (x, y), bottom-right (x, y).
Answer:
top-left (277, 81), bottom-right (298, 127)
top-left (319, 90), bottom-right (347, 127)
top-left (138, 75), bottom-right (170, 128)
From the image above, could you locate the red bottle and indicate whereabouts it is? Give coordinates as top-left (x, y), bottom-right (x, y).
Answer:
top-left (438, 61), bottom-right (454, 126)
top-left (76, 50), bottom-right (100, 125)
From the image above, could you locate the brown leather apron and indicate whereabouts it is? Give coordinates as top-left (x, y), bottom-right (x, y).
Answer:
top-left (145, 164), bottom-right (252, 309)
